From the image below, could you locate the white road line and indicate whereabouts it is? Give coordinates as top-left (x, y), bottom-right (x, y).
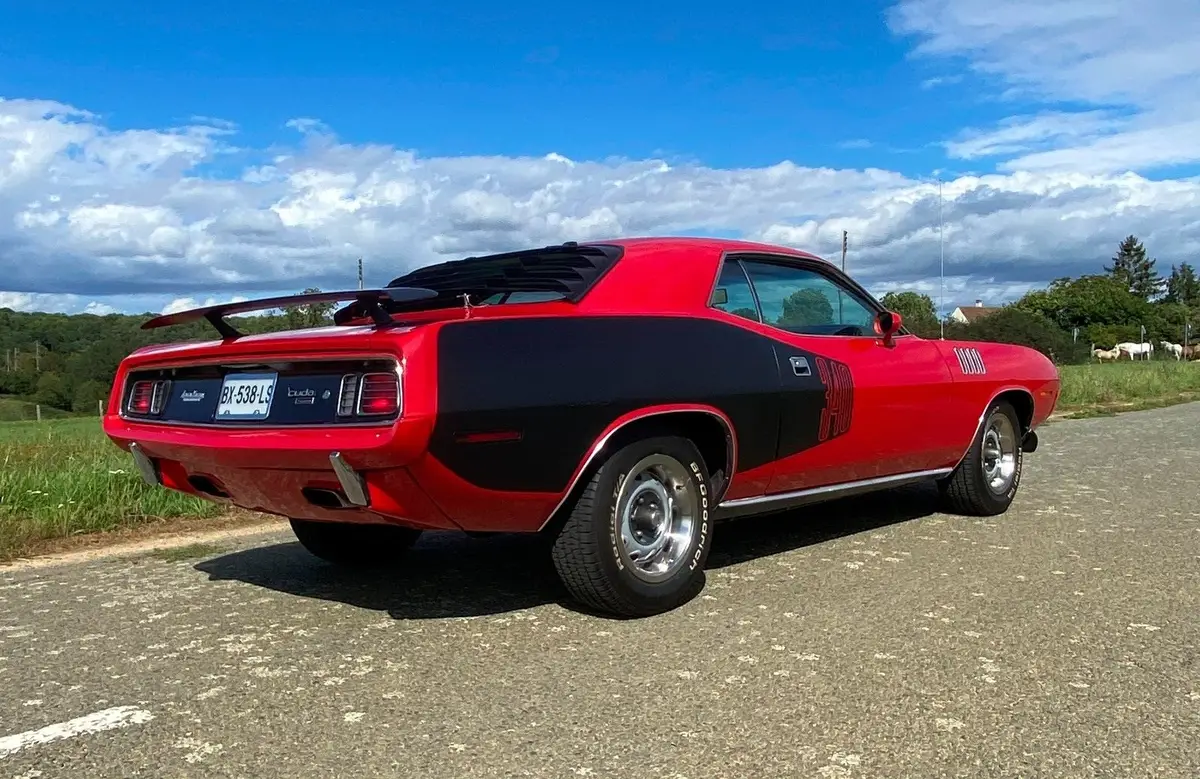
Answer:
top-left (0, 706), bottom-right (154, 759)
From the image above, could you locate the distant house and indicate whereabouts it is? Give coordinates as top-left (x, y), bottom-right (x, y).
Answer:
top-left (950, 299), bottom-right (1002, 324)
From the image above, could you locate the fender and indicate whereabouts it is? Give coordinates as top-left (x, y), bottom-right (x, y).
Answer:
top-left (948, 386), bottom-right (1036, 473)
top-left (536, 404), bottom-right (739, 531)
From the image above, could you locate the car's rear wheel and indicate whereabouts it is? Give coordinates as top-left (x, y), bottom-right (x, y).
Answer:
top-left (550, 435), bottom-right (714, 618)
top-left (289, 518), bottom-right (422, 567)
top-left (939, 399), bottom-right (1023, 516)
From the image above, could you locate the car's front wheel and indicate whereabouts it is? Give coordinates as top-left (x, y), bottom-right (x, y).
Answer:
top-left (939, 399), bottom-right (1024, 516)
top-left (289, 518), bottom-right (422, 567)
top-left (550, 435), bottom-right (714, 618)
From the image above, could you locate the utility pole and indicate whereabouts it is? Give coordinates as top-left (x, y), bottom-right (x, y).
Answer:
top-left (34, 341), bottom-right (40, 372)
top-left (357, 257), bottom-right (364, 290)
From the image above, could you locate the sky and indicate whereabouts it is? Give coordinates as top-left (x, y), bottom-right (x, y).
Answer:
top-left (1, 0), bottom-right (1198, 317)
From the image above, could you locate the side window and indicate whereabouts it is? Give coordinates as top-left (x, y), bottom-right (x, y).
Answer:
top-left (739, 260), bottom-right (877, 336)
top-left (709, 260), bottom-right (762, 322)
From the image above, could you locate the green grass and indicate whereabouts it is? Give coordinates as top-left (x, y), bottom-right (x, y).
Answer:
top-left (1057, 360), bottom-right (1200, 411)
top-left (0, 418), bottom-right (221, 560)
top-left (0, 397), bottom-right (75, 423)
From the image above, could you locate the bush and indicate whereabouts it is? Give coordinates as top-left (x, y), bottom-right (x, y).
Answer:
top-left (944, 307), bottom-right (1089, 364)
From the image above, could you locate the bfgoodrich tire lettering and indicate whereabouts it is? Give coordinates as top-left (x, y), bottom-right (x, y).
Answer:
top-left (939, 399), bottom-right (1024, 516)
top-left (550, 436), bottom-right (714, 617)
top-left (290, 518), bottom-right (422, 567)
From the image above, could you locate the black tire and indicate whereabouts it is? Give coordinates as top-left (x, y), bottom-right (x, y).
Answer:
top-left (289, 518), bottom-right (421, 567)
top-left (550, 435), bottom-right (714, 618)
top-left (939, 399), bottom-right (1024, 516)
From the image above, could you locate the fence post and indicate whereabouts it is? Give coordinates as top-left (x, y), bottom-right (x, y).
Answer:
top-left (98, 399), bottom-right (104, 416)
top-left (36, 404), bottom-right (42, 422)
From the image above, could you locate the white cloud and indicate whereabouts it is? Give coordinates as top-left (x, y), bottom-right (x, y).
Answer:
top-left (160, 295), bottom-right (249, 316)
top-left (920, 75), bottom-right (963, 89)
top-left (946, 111), bottom-right (1129, 161)
top-left (0, 291), bottom-right (118, 315)
top-left (1, 94), bottom-right (1198, 317)
top-left (888, 0), bottom-right (1200, 172)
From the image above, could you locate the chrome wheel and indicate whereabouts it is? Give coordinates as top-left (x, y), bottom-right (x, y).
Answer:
top-left (614, 454), bottom-right (699, 584)
top-left (980, 412), bottom-right (1018, 495)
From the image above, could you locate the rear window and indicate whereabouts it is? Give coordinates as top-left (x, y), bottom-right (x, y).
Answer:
top-left (479, 290), bottom-right (567, 305)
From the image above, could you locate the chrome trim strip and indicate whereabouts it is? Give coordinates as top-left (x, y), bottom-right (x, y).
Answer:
top-left (947, 388), bottom-right (1034, 474)
top-left (715, 467), bottom-right (953, 519)
top-left (127, 443), bottom-right (161, 487)
top-left (536, 408), bottom-right (739, 532)
top-left (329, 452), bottom-right (370, 507)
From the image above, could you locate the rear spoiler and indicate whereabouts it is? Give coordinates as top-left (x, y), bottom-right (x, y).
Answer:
top-left (140, 287), bottom-right (438, 339)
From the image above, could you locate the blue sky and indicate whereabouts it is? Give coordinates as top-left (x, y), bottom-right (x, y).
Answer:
top-left (0, 1), bottom-right (992, 175)
top-left (1, 0), bottom-right (1198, 316)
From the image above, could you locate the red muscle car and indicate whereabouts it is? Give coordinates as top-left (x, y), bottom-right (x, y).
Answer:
top-left (103, 237), bottom-right (1060, 617)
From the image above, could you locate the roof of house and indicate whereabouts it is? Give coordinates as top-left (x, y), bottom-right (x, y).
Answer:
top-left (953, 305), bottom-right (1003, 322)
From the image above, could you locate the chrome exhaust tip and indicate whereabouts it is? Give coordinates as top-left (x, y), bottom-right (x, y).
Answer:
top-left (128, 442), bottom-right (161, 487)
top-left (1021, 430), bottom-right (1039, 453)
top-left (329, 452), bottom-right (370, 507)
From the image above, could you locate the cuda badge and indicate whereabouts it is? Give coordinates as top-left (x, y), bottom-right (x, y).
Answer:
top-left (289, 387), bottom-right (318, 405)
top-left (953, 347), bottom-right (987, 375)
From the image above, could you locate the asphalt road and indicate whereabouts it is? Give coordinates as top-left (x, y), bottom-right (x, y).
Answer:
top-left (2, 404), bottom-right (1199, 779)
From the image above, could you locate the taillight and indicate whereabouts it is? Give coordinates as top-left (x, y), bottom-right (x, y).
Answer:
top-left (357, 373), bottom-right (400, 416)
top-left (337, 374), bottom-right (359, 416)
top-left (337, 371), bottom-right (402, 418)
top-left (126, 379), bottom-right (169, 416)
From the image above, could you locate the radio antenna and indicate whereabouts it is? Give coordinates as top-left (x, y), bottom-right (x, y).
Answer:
top-left (938, 178), bottom-right (945, 340)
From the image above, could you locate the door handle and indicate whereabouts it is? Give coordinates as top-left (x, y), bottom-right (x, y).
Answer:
top-left (790, 356), bottom-right (811, 376)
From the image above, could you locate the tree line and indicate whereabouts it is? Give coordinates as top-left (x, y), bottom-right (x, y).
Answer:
top-left (881, 235), bottom-right (1198, 363)
top-left (2, 236), bottom-right (1196, 417)
top-left (0, 289), bottom-right (336, 417)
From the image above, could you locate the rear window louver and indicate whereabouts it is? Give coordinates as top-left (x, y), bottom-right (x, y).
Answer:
top-left (373, 243), bottom-right (622, 313)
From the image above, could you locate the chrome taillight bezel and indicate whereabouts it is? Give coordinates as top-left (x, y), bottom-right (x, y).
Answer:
top-left (336, 369), bottom-right (403, 418)
top-left (125, 379), bottom-right (171, 417)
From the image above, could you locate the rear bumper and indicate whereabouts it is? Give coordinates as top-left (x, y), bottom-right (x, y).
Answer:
top-left (105, 414), bottom-right (460, 531)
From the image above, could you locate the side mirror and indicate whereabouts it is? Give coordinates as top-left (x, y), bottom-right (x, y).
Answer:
top-left (711, 288), bottom-right (729, 306)
top-left (874, 310), bottom-right (903, 346)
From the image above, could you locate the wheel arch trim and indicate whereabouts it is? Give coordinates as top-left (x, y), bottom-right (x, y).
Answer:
top-left (949, 386), bottom-right (1036, 474)
top-left (537, 404), bottom-right (738, 532)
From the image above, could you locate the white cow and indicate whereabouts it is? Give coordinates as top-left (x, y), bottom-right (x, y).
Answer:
top-left (1159, 340), bottom-right (1183, 361)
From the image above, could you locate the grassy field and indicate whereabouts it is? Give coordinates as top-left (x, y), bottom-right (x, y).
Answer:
top-left (1056, 359), bottom-right (1200, 413)
top-left (0, 360), bottom-right (1196, 561)
top-left (0, 417), bottom-right (222, 560)
top-left (0, 396), bottom-right (76, 422)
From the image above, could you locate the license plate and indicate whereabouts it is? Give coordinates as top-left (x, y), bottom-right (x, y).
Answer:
top-left (215, 373), bottom-right (277, 421)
